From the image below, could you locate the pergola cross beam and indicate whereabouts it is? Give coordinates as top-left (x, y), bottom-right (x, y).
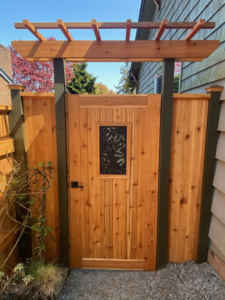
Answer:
top-left (184, 19), bottom-right (205, 41)
top-left (126, 19), bottom-right (132, 41)
top-left (57, 19), bottom-right (74, 41)
top-left (22, 19), bottom-right (46, 41)
top-left (91, 19), bottom-right (101, 41)
top-left (155, 19), bottom-right (168, 41)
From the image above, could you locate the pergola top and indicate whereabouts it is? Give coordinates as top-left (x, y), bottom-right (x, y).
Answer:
top-left (12, 19), bottom-right (220, 62)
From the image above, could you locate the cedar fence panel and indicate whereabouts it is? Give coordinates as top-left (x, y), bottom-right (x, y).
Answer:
top-left (0, 105), bottom-right (18, 275)
top-left (22, 94), bottom-right (60, 261)
top-left (18, 92), bottom-right (211, 267)
top-left (168, 94), bottom-right (210, 262)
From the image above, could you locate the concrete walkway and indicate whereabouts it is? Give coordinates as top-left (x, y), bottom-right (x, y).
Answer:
top-left (58, 261), bottom-right (225, 300)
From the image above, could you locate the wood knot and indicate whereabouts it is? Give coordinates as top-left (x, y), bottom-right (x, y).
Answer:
top-left (180, 198), bottom-right (186, 204)
top-left (186, 134), bottom-right (190, 140)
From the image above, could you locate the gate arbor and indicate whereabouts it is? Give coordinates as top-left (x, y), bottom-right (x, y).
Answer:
top-left (10, 19), bottom-right (222, 270)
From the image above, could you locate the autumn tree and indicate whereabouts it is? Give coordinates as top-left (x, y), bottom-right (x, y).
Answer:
top-left (95, 82), bottom-right (116, 95)
top-left (9, 38), bottom-right (73, 92)
top-left (67, 63), bottom-right (97, 94)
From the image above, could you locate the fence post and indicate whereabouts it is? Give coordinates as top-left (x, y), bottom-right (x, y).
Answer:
top-left (157, 58), bottom-right (175, 270)
top-left (8, 83), bottom-right (32, 260)
top-left (53, 59), bottom-right (70, 267)
top-left (197, 85), bottom-right (224, 264)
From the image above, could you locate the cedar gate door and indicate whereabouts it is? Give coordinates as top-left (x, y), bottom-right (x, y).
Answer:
top-left (66, 94), bottom-right (161, 271)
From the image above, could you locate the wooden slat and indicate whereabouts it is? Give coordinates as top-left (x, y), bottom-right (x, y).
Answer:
top-left (15, 21), bottom-right (215, 30)
top-left (0, 137), bottom-right (14, 155)
top-left (82, 258), bottom-right (144, 270)
top-left (127, 108), bottom-right (138, 260)
top-left (0, 225), bottom-right (20, 253)
top-left (173, 93), bottom-right (210, 99)
top-left (0, 105), bottom-right (12, 112)
top-left (79, 95), bottom-right (148, 108)
top-left (126, 19), bottom-right (131, 41)
top-left (184, 19), bottom-right (205, 41)
top-left (11, 40), bottom-right (220, 62)
top-left (168, 97), bottom-right (209, 262)
top-left (88, 108), bottom-right (101, 258)
top-left (80, 108), bottom-right (89, 259)
top-left (0, 113), bottom-right (10, 138)
top-left (22, 19), bottom-right (46, 41)
top-left (91, 19), bottom-right (101, 41)
top-left (144, 95), bottom-right (161, 271)
top-left (66, 95), bottom-right (82, 268)
top-left (137, 106), bottom-right (146, 261)
top-left (155, 19), bottom-right (168, 41)
top-left (57, 19), bottom-right (73, 41)
top-left (21, 92), bottom-right (54, 98)
top-left (112, 109), bottom-right (127, 259)
top-left (208, 249), bottom-right (225, 280)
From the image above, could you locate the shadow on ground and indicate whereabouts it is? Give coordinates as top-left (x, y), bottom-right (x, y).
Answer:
top-left (58, 261), bottom-right (225, 300)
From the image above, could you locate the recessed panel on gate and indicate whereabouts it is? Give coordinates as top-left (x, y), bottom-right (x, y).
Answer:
top-left (97, 122), bottom-right (131, 178)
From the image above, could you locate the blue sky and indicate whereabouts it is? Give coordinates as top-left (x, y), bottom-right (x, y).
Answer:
top-left (0, 0), bottom-right (142, 91)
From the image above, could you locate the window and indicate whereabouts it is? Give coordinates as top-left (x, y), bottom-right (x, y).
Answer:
top-left (154, 73), bottom-right (162, 93)
top-left (97, 122), bottom-right (131, 178)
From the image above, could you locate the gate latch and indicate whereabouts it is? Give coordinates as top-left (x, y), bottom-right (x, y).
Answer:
top-left (71, 181), bottom-right (84, 188)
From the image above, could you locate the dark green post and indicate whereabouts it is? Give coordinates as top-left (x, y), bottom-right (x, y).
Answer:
top-left (157, 58), bottom-right (175, 270)
top-left (8, 84), bottom-right (26, 172)
top-left (197, 85), bottom-right (224, 263)
top-left (8, 83), bottom-right (32, 260)
top-left (53, 59), bottom-right (70, 267)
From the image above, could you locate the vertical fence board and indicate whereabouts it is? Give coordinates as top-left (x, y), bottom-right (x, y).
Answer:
top-left (168, 96), bottom-right (209, 262)
top-left (23, 96), bottom-right (60, 262)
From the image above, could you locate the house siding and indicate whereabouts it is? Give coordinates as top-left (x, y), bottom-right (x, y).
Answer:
top-left (138, 0), bottom-right (225, 94)
top-left (137, 0), bottom-right (225, 266)
top-left (0, 44), bottom-right (12, 105)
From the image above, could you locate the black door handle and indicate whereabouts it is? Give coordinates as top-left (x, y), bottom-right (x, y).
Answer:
top-left (71, 181), bottom-right (84, 188)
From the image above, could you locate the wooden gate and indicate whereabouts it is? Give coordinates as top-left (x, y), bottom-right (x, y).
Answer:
top-left (66, 94), bottom-right (161, 270)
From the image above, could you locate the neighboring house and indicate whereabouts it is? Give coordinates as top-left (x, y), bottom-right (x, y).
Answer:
top-left (130, 0), bottom-right (225, 278)
top-left (0, 44), bottom-right (13, 105)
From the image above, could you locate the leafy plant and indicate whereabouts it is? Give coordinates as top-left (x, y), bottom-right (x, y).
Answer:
top-left (0, 261), bottom-right (62, 299)
top-left (0, 157), bottom-right (58, 272)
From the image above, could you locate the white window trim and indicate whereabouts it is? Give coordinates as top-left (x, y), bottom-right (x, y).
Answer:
top-left (154, 72), bottom-right (162, 93)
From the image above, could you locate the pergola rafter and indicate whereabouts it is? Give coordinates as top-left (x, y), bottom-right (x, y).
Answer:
top-left (12, 19), bottom-right (219, 62)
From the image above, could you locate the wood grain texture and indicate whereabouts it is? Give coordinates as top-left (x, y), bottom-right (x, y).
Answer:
top-left (22, 19), bottom-right (46, 41)
top-left (0, 138), bottom-right (14, 156)
top-left (23, 96), bottom-right (60, 261)
top-left (154, 19), bottom-right (168, 41)
top-left (184, 19), bottom-right (205, 41)
top-left (11, 40), bottom-right (220, 62)
top-left (168, 97), bottom-right (209, 262)
top-left (66, 95), bottom-right (82, 268)
top-left (82, 258), bottom-right (145, 270)
top-left (15, 21), bottom-right (215, 30)
top-left (126, 19), bottom-right (132, 41)
top-left (67, 94), bottom-right (161, 270)
top-left (0, 109), bottom-right (18, 274)
top-left (208, 249), bottom-right (225, 280)
top-left (57, 19), bottom-right (73, 41)
top-left (79, 95), bottom-right (148, 108)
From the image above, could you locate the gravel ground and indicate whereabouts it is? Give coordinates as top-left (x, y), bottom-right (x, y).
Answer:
top-left (58, 261), bottom-right (225, 300)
